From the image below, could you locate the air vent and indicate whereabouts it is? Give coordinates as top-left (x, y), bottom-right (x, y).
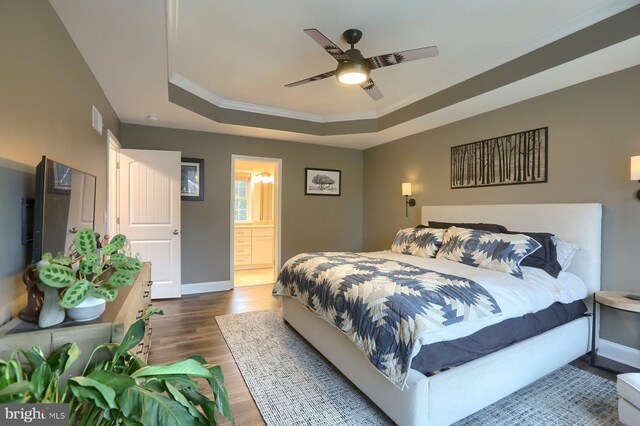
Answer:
top-left (92, 105), bottom-right (103, 135)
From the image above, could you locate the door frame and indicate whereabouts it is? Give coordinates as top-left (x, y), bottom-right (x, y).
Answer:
top-left (230, 155), bottom-right (282, 288)
top-left (106, 130), bottom-right (121, 236)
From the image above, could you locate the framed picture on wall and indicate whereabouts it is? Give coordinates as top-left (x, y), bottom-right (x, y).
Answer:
top-left (305, 168), bottom-right (341, 196)
top-left (181, 158), bottom-right (204, 201)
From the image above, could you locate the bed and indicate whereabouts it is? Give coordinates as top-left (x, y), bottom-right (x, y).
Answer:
top-left (278, 203), bottom-right (602, 426)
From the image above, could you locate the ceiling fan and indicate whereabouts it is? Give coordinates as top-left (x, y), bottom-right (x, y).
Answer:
top-left (285, 28), bottom-right (438, 101)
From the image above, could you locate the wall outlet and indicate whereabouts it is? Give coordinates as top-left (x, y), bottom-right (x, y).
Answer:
top-left (92, 105), bottom-right (103, 135)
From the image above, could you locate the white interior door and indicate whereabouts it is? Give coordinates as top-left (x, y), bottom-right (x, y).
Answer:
top-left (119, 149), bottom-right (181, 299)
top-left (107, 130), bottom-right (120, 237)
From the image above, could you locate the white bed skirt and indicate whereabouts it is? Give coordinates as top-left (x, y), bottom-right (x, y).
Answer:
top-left (283, 297), bottom-right (591, 426)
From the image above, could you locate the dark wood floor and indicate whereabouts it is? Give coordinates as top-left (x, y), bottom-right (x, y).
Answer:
top-left (149, 284), bottom-right (279, 426)
top-left (148, 285), bottom-right (617, 426)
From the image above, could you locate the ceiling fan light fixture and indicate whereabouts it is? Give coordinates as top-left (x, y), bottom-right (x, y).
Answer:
top-left (336, 56), bottom-right (369, 85)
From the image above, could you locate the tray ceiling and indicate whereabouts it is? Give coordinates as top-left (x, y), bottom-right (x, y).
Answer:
top-left (50, 0), bottom-right (640, 148)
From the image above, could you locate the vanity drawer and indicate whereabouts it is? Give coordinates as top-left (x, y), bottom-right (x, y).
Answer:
top-left (252, 227), bottom-right (274, 237)
top-left (234, 255), bottom-right (252, 265)
top-left (234, 228), bottom-right (252, 238)
top-left (234, 245), bottom-right (251, 256)
top-left (235, 236), bottom-right (252, 246)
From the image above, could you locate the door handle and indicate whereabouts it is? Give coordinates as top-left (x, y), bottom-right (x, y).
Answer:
top-left (69, 227), bottom-right (78, 234)
top-left (173, 229), bottom-right (179, 235)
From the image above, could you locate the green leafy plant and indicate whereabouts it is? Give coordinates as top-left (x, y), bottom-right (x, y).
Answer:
top-left (38, 228), bottom-right (141, 309)
top-left (0, 308), bottom-right (234, 425)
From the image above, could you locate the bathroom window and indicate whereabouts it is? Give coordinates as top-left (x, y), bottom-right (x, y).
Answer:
top-left (234, 178), bottom-right (250, 222)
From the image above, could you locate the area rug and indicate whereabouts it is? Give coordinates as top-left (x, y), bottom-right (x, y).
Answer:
top-left (215, 309), bottom-right (619, 426)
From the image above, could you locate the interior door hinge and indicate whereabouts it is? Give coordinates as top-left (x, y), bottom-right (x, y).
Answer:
top-left (116, 161), bottom-right (120, 169)
top-left (116, 217), bottom-right (120, 225)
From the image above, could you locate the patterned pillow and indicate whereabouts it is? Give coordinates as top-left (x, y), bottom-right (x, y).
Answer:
top-left (391, 228), bottom-right (416, 255)
top-left (391, 228), bottom-right (444, 258)
top-left (436, 227), bottom-right (542, 278)
top-left (411, 227), bottom-right (445, 258)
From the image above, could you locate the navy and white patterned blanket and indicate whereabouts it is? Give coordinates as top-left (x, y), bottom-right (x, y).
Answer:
top-left (273, 252), bottom-right (502, 388)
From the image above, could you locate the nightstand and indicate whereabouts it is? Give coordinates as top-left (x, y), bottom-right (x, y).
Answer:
top-left (590, 291), bottom-right (640, 373)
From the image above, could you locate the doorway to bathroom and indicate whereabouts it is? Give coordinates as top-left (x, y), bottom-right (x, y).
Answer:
top-left (230, 155), bottom-right (281, 287)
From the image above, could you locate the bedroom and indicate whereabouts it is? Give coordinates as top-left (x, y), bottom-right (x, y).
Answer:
top-left (1, 0), bottom-right (640, 425)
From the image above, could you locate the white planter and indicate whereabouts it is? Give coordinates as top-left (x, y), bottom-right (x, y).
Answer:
top-left (67, 295), bottom-right (106, 322)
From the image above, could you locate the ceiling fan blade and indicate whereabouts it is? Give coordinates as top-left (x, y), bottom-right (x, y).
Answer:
top-left (285, 70), bottom-right (336, 87)
top-left (366, 46), bottom-right (438, 70)
top-left (303, 29), bottom-right (351, 62)
top-left (361, 78), bottom-right (383, 101)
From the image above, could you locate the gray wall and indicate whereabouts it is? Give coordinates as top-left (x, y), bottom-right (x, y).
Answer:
top-left (120, 124), bottom-right (363, 284)
top-left (363, 65), bottom-right (640, 349)
top-left (0, 1), bottom-right (120, 324)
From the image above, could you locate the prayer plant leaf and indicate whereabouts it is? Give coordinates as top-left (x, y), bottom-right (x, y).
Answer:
top-left (60, 280), bottom-right (91, 309)
top-left (90, 284), bottom-right (118, 302)
top-left (38, 264), bottom-right (75, 288)
top-left (74, 228), bottom-right (97, 257)
top-left (80, 255), bottom-right (100, 276)
top-left (108, 270), bottom-right (135, 288)
top-left (103, 234), bottom-right (126, 255)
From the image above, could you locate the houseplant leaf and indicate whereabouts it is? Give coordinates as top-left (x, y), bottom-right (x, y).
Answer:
top-left (80, 254), bottom-right (100, 276)
top-left (108, 270), bottom-right (135, 288)
top-left (189, 356), bottom-right (233, 423)
top-left (60, 280), bottom-right (92, 309)
top-left (180, 387), bottom-right (219, 425)
top-left (74, 228), bottom-right (97, 257)
top-left (102, 234), bottom-right (126, 255)
top-left (118, 386), bottom-right (198, 426)
top-left (116, 257), bottom-right (142, 273)
top-left (46, 343), bottom-right (80, 376)
top-left (38, 264), bottom-right (75, 288)
top-left (90, 284), bottom-right (118, 302)
top-left (131, 359), bottom-right (213, 379)
top-left (69, 376), bottom-right (116, 410)
top-left (87, 370), bottom-right (135, 395)
top-left (207, 365), bottom-right (234, 423)
top-left (165, 381), bottom-right (207, 424)
top-left (113, 319), bottom-right (145, 360)
top-left (19, 347), bottom-right (46, 371)
top-left (29, 362), bottom-right (51, 400)
top-left (0, 381), bottom-right (30, 399)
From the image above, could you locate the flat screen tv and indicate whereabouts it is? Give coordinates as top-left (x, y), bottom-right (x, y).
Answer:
top-left (32, 156), bottom-right (96, 262)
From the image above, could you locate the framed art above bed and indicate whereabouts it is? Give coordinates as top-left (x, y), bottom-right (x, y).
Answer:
top-left (451, 127), bottom-right (548, 189)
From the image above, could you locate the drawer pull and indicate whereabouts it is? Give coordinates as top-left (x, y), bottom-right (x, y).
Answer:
top-left (147, 280), bottom-right (153, 287)
top-left (135, 309), bottom-right (143, 320)
top-left (143, 290), bottom-right (150, 298)
top-left (148, 327), bottom-right (153, 337)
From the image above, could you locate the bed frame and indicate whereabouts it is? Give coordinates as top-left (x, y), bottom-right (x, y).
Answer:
top-left (282, 203), bottom-right (602, 426)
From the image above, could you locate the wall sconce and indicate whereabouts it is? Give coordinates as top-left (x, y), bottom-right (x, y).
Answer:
top-left (402, 183), bottom-right (416, 217)
top-left (631, 156), bottom-right (640, 200)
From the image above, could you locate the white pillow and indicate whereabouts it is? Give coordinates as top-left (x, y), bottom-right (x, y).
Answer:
top-left (552, 236), bottom-right (581, 270)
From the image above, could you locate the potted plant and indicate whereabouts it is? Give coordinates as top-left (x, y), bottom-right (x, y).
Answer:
top-left (0, 308), bottom-right (234, 425)
top-left (36, 228), bottom-right (142, 327)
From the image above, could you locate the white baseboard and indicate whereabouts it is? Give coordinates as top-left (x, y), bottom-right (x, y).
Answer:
top-left (181, 280), bottom-right (232, 295)
top-left (599, 339), bottom-right (640, 369)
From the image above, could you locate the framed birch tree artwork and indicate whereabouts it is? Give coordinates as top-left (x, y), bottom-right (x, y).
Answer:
top-left (451, 127), bottom-right (548, 189)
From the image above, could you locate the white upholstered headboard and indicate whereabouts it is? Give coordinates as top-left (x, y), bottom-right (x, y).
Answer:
top-left (421, 204), bottom-right (602, 294)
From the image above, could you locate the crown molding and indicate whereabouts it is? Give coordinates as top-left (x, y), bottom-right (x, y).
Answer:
top-left (166, 0), bottom-right (639, 124)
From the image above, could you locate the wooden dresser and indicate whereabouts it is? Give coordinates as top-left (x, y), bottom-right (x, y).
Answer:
top-left (0, 262), bottom-right (152, 375)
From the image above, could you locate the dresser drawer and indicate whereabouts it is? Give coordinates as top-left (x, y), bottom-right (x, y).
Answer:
top-left (252, 227), bottom-right (274, 237)
top-left (234, 245), bottom-right (251, 256)
top-left (235, 236), bottom-right (252, 246)
top-left (234, 255), bottom-right (252, 265)
top-left (234, 228), bottom-right (252, 238)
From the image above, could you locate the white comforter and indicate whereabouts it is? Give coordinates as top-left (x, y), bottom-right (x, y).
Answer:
top-left (364, 250), bottom-right (588, 348)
